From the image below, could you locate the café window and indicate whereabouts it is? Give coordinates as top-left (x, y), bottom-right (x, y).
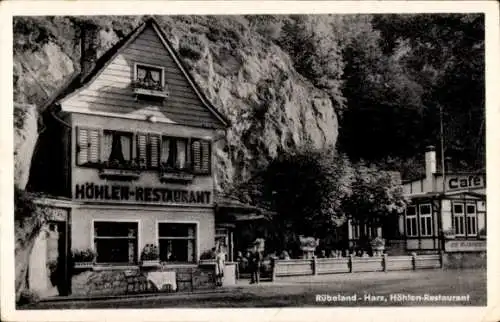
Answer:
top-left (77, 127), bottom-right (100, 165)
top-left (466, 203), bottom-right (477, 236)
top-left (160, 137), bottom-right (188, 170)
top-left (405, 205), bottom-right (418, 237)
top-left (453, 203), bottom-right (465, 236)
top-left (350, 221), bottom-right (360, 240)
top-left (419, 204), bottom-right (433, 237)
top-left (102, 130), bottom-right (133, 164)
top-left (158, 223), bottom-right (197, 263)
top-left (134, 64), bottom-right (164, 91)
top-left (94, 221), bottom-right (138, 264)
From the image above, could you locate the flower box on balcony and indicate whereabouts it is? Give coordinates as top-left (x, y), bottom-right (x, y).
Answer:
top-left (141, 260), bottom-right (161, 268)
top-left (133, 87), bottom-right (169, 99)
top-left (74, 262), bottom-right (94, 269)
top-left (159, 167), bottom-right (194, 183)
top-left (99, 168), bottom-right (141, 180)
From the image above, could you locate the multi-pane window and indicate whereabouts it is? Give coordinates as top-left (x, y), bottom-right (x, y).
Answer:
top-left (158, 223), bottom-right (196, 263)
top-left (94, 221), bottom-right (138, 264)
top-left (405, 205), bottom-right (418, 237)
top-left (419, 204), bottom-right (433, 236)
top-left (135, 64), bottom-right (164, 91)
top-left (466, 203), bottom-right (477, 236)
top-left (76, 128), bottom-right (211, 174)
top-left (160, 137), bottom-right (188, 170)
top-left (77, 128), bottom-right (100, 165)
top-left (102, 130), bottom-right (133, 164)
top-left (453, 203), bottom-right (466, 236)
top-left (351, 221), bottom-right (360, 240)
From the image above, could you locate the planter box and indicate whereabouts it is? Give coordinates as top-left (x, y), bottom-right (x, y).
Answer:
top-left (444, 235), bottom-right (456, 240)
top-left (134, 87), bottom-right (169, 98)
top-left (74, 262), bottom-right (93, 269)
top-left (99, 168), bottom-right (140, 180)
top-left (479, 235), bottom-right (487, 240)
top-left (141, 260), bottom-right (160, 268)
top-left (159, 171), bottom-right (194, 183)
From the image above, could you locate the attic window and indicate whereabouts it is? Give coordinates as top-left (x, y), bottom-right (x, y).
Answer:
top-left (133, 63), bottom-right (169, 98)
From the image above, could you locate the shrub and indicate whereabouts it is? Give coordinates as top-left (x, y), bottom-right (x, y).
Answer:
top-left (17, 289), bottom-right (40, 306)
top-left (140, 244), bottom-right (159, 261)
top-left (370, 237), bottom-right (386, 248)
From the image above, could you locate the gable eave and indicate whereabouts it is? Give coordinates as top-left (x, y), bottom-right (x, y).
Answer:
top-left (58, 22), bottom-right (149, 108)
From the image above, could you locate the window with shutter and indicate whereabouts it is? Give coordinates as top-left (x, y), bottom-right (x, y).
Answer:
top-left (77, 128), bottom-right (100, 165)
top-left (191, 140), bottom-right (201, 173)
top-left (137, 134), bottom-right (147, 166)
top-left (201, 141), bottom-right (210, 173)
top-left (149, 135), bottom-right (160, 168)
top-left (191, 139), bottom-right (211, 174)
top-left (77, 128), bottom-right (89, 165)
top-left (89, 129), bottom-right (100, 163)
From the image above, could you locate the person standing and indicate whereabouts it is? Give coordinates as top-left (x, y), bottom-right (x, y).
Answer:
top-left (215, 245), bottom-right (226, 287)
top-left (250, 243), bottom-right (262, 284)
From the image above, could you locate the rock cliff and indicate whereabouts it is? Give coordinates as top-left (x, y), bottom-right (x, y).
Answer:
top-left (13, 15), bottom-right (340, 193)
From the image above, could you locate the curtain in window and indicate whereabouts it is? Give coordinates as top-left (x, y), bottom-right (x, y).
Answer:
top-left (177, 140), bottom-right (186, 169)
top-left (121, 135), bottom-right (131, 161)
top-left (102, 132), bottom-right (113, 162)
top-left (161, 138), bottom-right (170, 165)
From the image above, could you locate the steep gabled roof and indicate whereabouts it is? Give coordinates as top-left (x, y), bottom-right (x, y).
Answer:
top-left (43, 16), bottom-right (229, 127)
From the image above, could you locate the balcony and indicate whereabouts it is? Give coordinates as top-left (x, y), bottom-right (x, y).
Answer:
top-left (132, 81), bottom-right (169, 99)
top-left (98, 160), bottom-right (143, 181)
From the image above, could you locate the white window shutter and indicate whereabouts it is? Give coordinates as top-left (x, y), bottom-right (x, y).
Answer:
top-left (201, 140), bottom-right (210, 173)
top-left (137, 134), bottom-right (147, 165)
top-left (88, 129), bottom-right (100, 163)
top-left (192, 140), bottom-right (201, 172)
top-left (149, 135), bottom-right (159, 167)
top-left (77, 128), bottom-right (89, 165)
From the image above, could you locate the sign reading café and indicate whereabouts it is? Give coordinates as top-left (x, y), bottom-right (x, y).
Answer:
top-left (74, 183), bottom-right (212, 205)
top-left (446, 174), bottom-right (485, 191)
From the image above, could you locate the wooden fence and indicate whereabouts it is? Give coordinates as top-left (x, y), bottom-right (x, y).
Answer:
top-left (272, 253), bottom-right (443, 280)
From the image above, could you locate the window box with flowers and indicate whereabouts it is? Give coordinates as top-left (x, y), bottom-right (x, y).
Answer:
top-left (159, 163), bottom-right (194, 183)
top-left (72, 248), bottom-right (96, 269)
top-left (479, 228), bottom-right (487, 239)
top-left (133, 64), bottom-right (169, 99)
top-left (98, 159), bottom-right (142, 180)
top-left (140, 244), bottom-right (160, 267)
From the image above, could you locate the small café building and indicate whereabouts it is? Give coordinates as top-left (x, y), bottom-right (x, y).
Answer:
top-left (26, 17), bottom-right (243, 296)
top-left (395, 146), bottom-right (486, 254)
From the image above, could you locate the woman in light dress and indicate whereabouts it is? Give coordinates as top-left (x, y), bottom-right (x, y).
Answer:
top-left (215, 244), bottom-right (226, 287)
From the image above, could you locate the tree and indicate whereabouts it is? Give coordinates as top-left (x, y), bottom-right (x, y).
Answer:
top-left (341, 163), bottom-right (408, 245)
top-left (233, 146), bottom-right (354, 252)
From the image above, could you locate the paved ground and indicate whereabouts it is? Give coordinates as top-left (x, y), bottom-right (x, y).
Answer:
top-left (22, 268), bottom-right (486, 309)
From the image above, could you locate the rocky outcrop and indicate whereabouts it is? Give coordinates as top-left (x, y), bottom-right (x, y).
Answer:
top-left (13, 16), bottom-right (340, 192)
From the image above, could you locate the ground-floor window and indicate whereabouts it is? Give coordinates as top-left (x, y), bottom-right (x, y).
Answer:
top-left (158, 223), bottom-right (196, 263)
top-left (466, 203), bottom-right (477, 236)
top-left (94, 221), bottom-right (138, 264)
top-left (405, 205), bottom-right (418, 237)
top-left (453, 203), bottom-right (466, 236)
top-left (419, 204), bottom-right (433, 236)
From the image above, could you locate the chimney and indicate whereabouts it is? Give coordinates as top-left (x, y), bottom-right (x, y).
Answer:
top-left (424, 145), bottom-right (436, 192)
top-left (80, 22), bottom-right (101, 78)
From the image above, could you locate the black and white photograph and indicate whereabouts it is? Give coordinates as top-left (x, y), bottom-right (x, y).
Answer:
top-left (1, 1), bottom-right (499, 322)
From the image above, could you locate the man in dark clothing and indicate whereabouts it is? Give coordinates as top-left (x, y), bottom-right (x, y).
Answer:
top-left (250, 245), bottom-right (262, 284)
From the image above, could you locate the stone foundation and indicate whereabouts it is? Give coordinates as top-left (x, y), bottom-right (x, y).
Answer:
top-left (71, 265), bottom-right (216, 297)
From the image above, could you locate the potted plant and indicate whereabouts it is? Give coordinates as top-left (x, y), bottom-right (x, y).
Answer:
top-left (72, 248), bottom-right (95, 269)
top-left (443, 228), bottom-right (456, 239)
top-left (479, 227), bottom-right (486, 239)
top-left (140, 244), bottom-right (160, 267)
top-left (298, 236), bottom-right (319, 259)
top-left (370, 237), bottom-right (386, 256)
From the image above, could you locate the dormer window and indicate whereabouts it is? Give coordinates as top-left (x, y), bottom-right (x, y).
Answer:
top-left (133, 63), bottom-right (169, 98)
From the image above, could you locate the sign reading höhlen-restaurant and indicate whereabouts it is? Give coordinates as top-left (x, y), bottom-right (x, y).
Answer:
top-left (444, 240), bottom-right (486, 252)
top-left (74, 183), bottom-right (211, 205)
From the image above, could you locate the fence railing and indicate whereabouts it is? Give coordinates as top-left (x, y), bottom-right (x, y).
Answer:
top-left (271, 253), bottom-right (443, 280)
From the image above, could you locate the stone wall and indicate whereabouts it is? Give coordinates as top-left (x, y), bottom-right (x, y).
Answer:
top-left (70, 265), bottom-right (216, 297)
